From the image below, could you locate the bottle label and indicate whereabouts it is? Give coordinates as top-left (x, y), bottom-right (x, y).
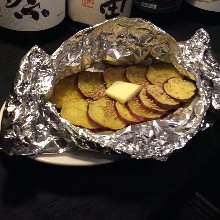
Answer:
top-left (68, 0), bottom-right (133, 26)
top-left (133, 0), bottom-right (182, 12)
top-left (0, 0), bottom-right (65, 31)
top-left (185, 0), bottom-right (220, 12)
top-left (141, 2), bottom-right (157, 10)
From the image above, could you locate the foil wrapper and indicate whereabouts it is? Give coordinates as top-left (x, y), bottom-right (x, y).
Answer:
top-left (1, 17), bottom-right (220, 160)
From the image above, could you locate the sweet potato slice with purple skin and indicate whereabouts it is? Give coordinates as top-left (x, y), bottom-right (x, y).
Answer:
top-left (163, 77), bottom-right (197, 101)
top-left (103, 67), bottom-right (127, 88)
top-left (78, 71), bottom-right (106, 100)
top-left (127, 96), bottom-right (164, 121)
top-left (138, 86), bottom-right (168, 114)
top-left (125, 65), bottom-right (149, 85)
top-left (146, 84), bottom-right (180, 110)
top-left (115, 102), bottom-right (142, 124)
top-left (61, 99), bottom-right (101, 130)
top-left (88, 98), bottom-right (126, 130)
top-left (146, 62), bottom-right (183, 85)
top-left (49, 74), bottom-right (83, 109)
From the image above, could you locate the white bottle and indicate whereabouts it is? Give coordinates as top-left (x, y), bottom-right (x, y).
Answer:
top-left (0, 0), bottom-right (66, 44)
top-left (67, 0), bottom-right (133, 26)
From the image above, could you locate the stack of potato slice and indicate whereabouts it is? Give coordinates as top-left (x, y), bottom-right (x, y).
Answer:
top-left (49, 63), bottom-right (197, 131)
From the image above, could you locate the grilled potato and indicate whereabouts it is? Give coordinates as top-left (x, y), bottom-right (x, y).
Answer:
top-left (163, 77), bottom-right (197, 101)
top-left (78, 71), bottom-right (106, 100)
top-left (115, 101), bottom-right (142, 124)
top-left (138, 85), bottom-right (167, 114)
top-left (146, 63), bottom-right (183, 85)
top-left (49, 74), bottom-right (83, 109)
top-left (61, 99), bottom-right (101, 130)
top-left (103, 67), bottom-right (127, 88)
top-left (88, 98), bottom-right (126, 130)
top-left (146, 84), bottom-right (180, 110)
top-left (49, 61), bottom-right (197, 132)
top-left (127, 96), bottom-right (163, 120)
top-left (125, 65), bottom-right (149, 85)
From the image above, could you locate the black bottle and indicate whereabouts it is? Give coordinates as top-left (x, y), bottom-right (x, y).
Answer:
top-left (131, 0), bottom-right (183, 25)
top-left (0, 0), bottom-right (66, 45)
top-left (133, 0), bottom-right (182, 13)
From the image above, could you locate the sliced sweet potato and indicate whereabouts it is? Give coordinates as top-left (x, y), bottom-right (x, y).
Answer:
top-left (146, 85), bottom-right (180, 110)
top-left (78, 71), bottom-right (106, 100)
top-left (49, 74), bottom-right (83, 109)
top-left (88, 98), bottom-right (126, 130)
top-left (60, 99), bottom-right (101, 130)
top-left (146, 62), bottom-right (183, 85)
top-left (127, 96), bottom-right (163, 120)
top-left (103, 67), bottom-right (127, 88)
top-left (138, 86), bottom-right (167, 114)
top-left (163, 77), bottom-right (197, 101)
top-left (125, 65), bottom-right (149, 85)
top-left (115, 102), bottom-right (142, 124)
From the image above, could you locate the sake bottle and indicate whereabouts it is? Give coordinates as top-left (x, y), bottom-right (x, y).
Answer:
top-left (0, 0), bottom-right (66, 44)
top-left (132, 0), bottom-right (182, 25)
top-left (182, 0), bottom-right (220, 24)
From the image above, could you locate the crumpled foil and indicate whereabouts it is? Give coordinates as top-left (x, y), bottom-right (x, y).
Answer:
top-left (1, 17), bottom-right (220, 160)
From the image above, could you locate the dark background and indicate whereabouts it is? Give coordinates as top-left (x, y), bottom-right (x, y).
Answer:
top-left (0, 3), bottom-right (220, 220)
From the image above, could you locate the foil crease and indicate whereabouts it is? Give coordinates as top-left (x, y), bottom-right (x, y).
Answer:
top-left (1, 17), bottom-right (220, 160)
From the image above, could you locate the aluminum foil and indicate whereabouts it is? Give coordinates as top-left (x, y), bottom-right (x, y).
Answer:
top-left (1, 17), bottom-right (220, 160)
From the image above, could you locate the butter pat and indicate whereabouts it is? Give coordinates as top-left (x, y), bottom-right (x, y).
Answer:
top-left (105, 81), bottom-right (141, 104)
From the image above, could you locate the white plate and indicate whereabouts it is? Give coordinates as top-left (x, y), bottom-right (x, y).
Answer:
top-left (0, 103), bottom-right (123, 166)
